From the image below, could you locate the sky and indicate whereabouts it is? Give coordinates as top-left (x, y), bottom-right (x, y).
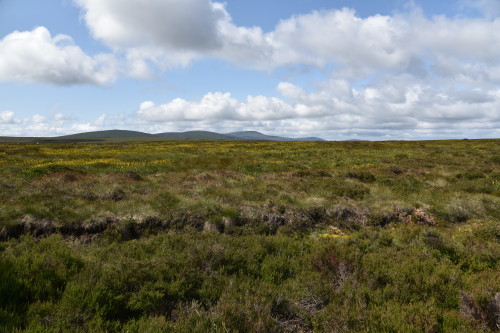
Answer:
top-left (1, 0), bottom-right (500, 140)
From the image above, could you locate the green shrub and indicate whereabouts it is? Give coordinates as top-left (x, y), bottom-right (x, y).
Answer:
top-left (150, 191), bottom-right (181, 215)
top-left (346, 171), bottom-right (376, 183)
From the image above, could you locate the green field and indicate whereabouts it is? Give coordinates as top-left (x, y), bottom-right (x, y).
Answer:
top-left (1, 139), bottom-right (499, 332)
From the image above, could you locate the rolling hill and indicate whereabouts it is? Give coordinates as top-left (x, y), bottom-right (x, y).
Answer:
top-left (226, 131), bottom-right (290, 141)
top-left (59, 130), bottom-right (154, 139)
top-left (154, 131), bottom-right (237, 140)
top-left (4, 130), bottom-right (326, 141)
top-left (227, 131), bottom-right (324, 141)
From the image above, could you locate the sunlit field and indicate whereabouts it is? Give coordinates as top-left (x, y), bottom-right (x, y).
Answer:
top-left (1, 139), bottom-right (499, 332)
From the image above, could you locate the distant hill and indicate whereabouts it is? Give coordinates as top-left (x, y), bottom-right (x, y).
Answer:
top-left (227, 131), bottom-right (324, 141)
top-left (59, 130), bottom-right (153, 139)
top-left (293, 137), bottom-right (325, 141)
top-left (15, 129), bottom-right (327, 141)
top-left (154, 131), bottom-right (237, 140)
top-left (227, 131), bottom-right (290, 141)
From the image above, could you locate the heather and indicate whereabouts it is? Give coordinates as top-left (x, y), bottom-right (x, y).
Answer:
top-left (1, 139), bottom-right (499, 332)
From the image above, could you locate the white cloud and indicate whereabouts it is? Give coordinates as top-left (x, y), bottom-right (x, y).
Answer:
top-left (32, 115), bottom-right (46, 124)
top-left (54, 113), bottom-right (68, 121)
top-left (266, 8), bottom-right (500, 81)
top-left (137, 92), bottom-right (304, 122)
top-left (0, 27), bottom-right (117, 85)
top-left (0, 111), bottom-right (16, 124)
top-left (74, 0), bottom-right (231, 72)
top-left (462, 0), bottom-right (500, 19)
top-left (268, 8), bottom-right (413, 74)
top-left (74, 0), bottom-right (276, 71)
top-left (73, 0), bottom-right (500, 84)
top-left (75, 0), bottom-right (226, 50)
top-left (0, 110), bottom-right (115, 137)
top-left (2, 1), bottom-right (499, 87)
top-left (0, 0), bottom-right (497, 91)
top-left (135, 72), bottom-right (500, 139)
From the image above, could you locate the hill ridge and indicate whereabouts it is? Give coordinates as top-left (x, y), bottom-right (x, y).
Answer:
top-left (55, 129), bottom-right (325, 141)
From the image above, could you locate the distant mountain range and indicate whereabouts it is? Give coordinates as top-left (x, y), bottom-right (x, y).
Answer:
top-left (57, 130), bottom-right (325, 141)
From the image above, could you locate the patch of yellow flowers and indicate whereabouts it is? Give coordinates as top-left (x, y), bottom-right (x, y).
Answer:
top-left (319, 226), bottom-right (349, 239)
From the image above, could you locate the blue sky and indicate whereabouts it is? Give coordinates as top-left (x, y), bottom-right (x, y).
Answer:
top-left (1, 0), bottom-right (499, 139)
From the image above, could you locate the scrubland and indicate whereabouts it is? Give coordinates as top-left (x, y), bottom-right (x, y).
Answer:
top-left (0, 139), bottom-right (499, 332)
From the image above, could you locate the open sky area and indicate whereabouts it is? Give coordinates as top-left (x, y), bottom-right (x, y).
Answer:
top-left (1, 0), bottom-right (499, 140)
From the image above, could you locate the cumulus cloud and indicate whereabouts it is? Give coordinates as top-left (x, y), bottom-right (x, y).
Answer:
top-left (135, 72), bottom-right (500, 139)
top-left (73, 1), bottom-right (500, 80)
top-left (75, 0), bottom-right (232, 73)
top-left (0, 111), bottom-right (117, 137)
top-left (75, 0), bottom-right (226, 50)
top-left (268, 9), bottom-right (413, 74)
top-left (0, 111), bottom-right (16, 124)
top-left (137, 92), bottom-right (302, 122)
top-left (265, 7), bottom-right (500, 81)
top-left (0, 27), bottom-right (117, 85)
top-left (73, 0), bottom-right (276, 75)
top-left (3, 1), bottom-right (500, 85)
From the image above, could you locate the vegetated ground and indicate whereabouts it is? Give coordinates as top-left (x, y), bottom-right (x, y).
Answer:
top-left (0, 139), bottom-right (499, 332)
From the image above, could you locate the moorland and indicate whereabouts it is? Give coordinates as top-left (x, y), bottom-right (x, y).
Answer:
top-left (0, 139), bottom-right (499, 332)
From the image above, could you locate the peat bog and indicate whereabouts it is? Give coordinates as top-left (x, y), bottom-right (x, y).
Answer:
top-left (0, 139), bottom-right (499, 332)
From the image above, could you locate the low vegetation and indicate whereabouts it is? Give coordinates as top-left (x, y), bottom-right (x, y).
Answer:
top-left (1, 139), bottom-right (499, 331)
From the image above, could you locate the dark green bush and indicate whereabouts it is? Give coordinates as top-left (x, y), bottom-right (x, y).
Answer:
top-left (346, 171), bottom-right (376, 183)
top-left (150, 191), bottom-right (181, 215)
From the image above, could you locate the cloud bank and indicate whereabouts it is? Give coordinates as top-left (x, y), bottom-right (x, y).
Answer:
top-left (2, 1), bottom-right (499, 84)
top-left (72, 1), bottom-right (500, 78)
top-left (135, 77), bottom-right (500, 139)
